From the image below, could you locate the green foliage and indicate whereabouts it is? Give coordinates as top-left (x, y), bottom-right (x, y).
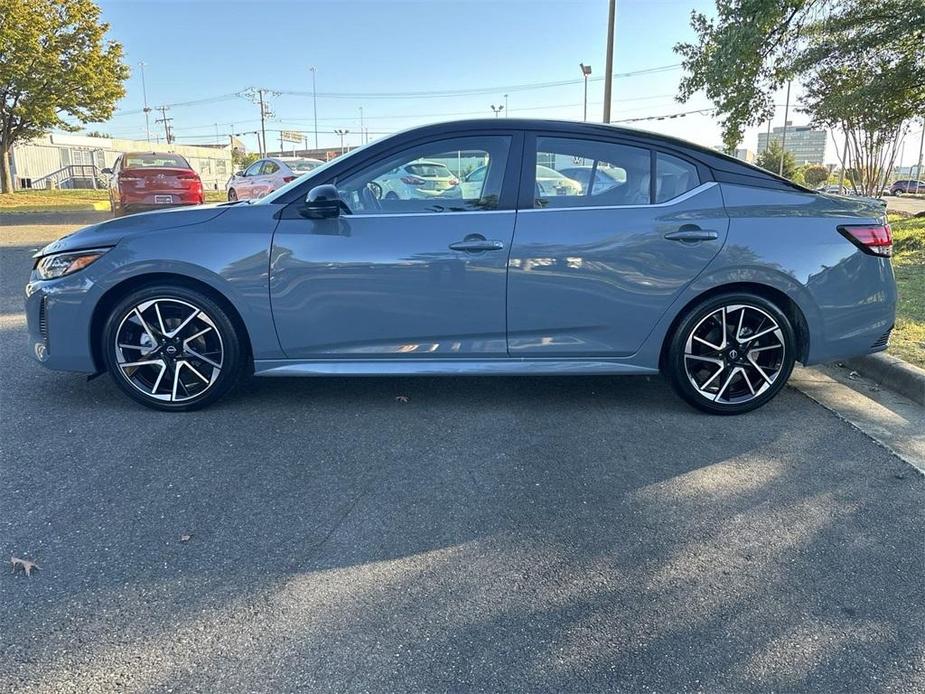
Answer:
top-left (0, 0), bottom-right (129, 191)
top-left (755, 140), bottom-right (798, 180)
top-left (675, 0), bottom-right (925, 158)
top-left (231, 149), bottom-right (259, 171)
top-left (83, 130), bottom-right (112, 138)
top-left (801, 164), bottom-right (830, 188)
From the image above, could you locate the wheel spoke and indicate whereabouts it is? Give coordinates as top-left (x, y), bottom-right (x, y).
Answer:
top-left (166, 308), bottom-right (200, 338)
top-left (185, 346), bottom-right (221, 369)
top-left (700, 363), bottom-right (726, 391)
top-left (747, 355), bottom-right (774, 384)
top-left (119, 358), bottom-right (165, 371)
top-left (180, 360), bottom-right (211, 384)
top-left (715, 366), bottom-right (740, 401)
top-left (154, 302), bottom-right (167, 335)
top-left (133, 308), bottom-right (158, 344)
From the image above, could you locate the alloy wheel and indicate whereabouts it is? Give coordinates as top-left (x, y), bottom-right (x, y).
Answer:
top-left (113, 298), bottom-right (224, 402)
top-left (683, 303), bottom-right (786, 405)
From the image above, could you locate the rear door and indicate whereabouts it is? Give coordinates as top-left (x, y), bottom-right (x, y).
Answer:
top-left (507, 132), bottom-right (729, 357)
top-left (270, 132), bottom-right (523, 359)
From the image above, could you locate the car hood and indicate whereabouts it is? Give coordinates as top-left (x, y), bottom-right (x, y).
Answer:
top-left (37, 204), bottom-right (234, 256)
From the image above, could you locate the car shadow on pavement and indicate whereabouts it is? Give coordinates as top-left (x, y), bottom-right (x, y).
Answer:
top-left (2, 241), bottom-right (923, 692)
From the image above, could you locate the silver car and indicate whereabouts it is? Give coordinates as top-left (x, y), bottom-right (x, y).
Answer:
top-left (373, 160), bottom-right (459, 200)
top-left (227, 157), bottom-right (324, 201)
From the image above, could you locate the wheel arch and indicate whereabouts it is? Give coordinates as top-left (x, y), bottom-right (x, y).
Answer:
top-left (89, 272), bottom-right (254, 373)
top-left (658, 282), bottom-right (811, 370)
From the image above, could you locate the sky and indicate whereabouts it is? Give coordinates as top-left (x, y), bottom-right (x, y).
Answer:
top-left (85, 0), bottom-right (921, 167)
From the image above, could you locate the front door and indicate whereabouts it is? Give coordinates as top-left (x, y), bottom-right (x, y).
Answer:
top-left (507, 134), bottom-right (729, 357)
top-left (270, 133), bottom-right (521, 359)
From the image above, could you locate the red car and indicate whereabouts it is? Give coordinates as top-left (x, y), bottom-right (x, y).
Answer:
top-left (103, 152), bottom-right (204, 216)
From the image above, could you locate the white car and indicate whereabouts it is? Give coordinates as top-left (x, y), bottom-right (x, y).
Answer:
top-left (227, 157), bottom-right (324, 201)
top-left (373, 160), bottom-right (459, 199)
top-left (459, 164), bottom-right (582, 199)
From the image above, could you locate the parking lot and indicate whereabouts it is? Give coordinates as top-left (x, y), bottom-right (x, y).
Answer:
top-left (1, 223), bottom-right (923, 692)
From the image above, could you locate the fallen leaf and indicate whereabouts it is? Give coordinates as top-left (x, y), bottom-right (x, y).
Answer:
top-left (179, 534), bottom-right (192, 543)
top-left (11, 556), bottom-right (40, 577)
top-left (395, 395), bottom-right (409, 403)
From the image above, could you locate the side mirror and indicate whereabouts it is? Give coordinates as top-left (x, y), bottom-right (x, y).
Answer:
top-left (300, 184), bottom-right (345, 219)
top-left (234, 170), bottom-right (245, 178)
top-left (101, 167), bottom-right (113, 175)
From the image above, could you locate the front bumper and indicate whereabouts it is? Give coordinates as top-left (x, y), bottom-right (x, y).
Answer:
top-left (25, 274), bottom-right (101, 373)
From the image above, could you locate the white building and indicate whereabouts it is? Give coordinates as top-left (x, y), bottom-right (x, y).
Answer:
top-left (11, 133), bottom-right (234, 191)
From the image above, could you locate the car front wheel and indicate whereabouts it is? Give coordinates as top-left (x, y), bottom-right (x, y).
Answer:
top-left (102, 285), bottom-right (246, 411)
top-left (665, 293), bottom-right (796, 415)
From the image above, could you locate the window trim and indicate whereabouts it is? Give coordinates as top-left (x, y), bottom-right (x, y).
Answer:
top-left (518, 181), bottom-right (717, 213)
top-left (279, 130), bottom-right (524, 219)
top-left (518, 131), bottom-right (712, 210)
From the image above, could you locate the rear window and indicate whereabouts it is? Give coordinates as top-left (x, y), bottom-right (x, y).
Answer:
top-left (286, 159), bottom-right (323, 173)
top-left (123, 153), bottom-right (190, 169)
top-left (406, 163), bottom-right (452, 178)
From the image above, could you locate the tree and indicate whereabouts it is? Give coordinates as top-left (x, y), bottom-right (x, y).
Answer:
top-left (83, 130), bottom-right (112, 138)
top-left (755, 140), bottom-right (797, 180)
top-left (801, 164), bottom-right (830, 188)
top-left (232, 148), bottom-right (259, 172)
top-left (675, 0), bottom-right (925, 182)
top-left (0, 0), bottom-right (128, 192)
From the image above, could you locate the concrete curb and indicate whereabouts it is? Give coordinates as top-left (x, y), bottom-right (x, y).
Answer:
top-left (846, 353), bottom-right (925, 406)
top-left (0, 210), bottom-right (112, 226)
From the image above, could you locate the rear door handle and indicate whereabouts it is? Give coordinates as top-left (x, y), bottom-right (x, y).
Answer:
top-left (449, 237), bottom-right (504, 252)
top-left (664, 226), bottom-right (718, 242)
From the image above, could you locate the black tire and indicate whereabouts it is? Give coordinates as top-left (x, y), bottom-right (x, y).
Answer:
top-left (102, 284), bottom-right (247, 411)
top-left (228, 188), bottom-right (237, 201)
top-left (665, 292), bottom-right (796, 415)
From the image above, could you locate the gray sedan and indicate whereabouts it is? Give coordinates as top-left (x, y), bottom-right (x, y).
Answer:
top-left (25, 119), bottom-right (896, 414)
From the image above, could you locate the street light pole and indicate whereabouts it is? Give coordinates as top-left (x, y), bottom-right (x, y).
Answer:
top-left (138, 61), bottom-right (152, 142)
top-left (504, 93), bottom-right (509, 117)
top-left (359, 107), bottom-right (365, 145)
top-left (490, 105), bottom-right (504, 118)
top-left (580, 63), bottom-right (592, 121)
top-left (915, 120), bottom-right (924, 194)
top-left (310, 66), bottom-right (319, 150)
top-left (779, 80), bottom-right (791, 176)
top-left (334, 128), bottom-right (349, 154)
top-left (602, 0), bottom-right (616, 123)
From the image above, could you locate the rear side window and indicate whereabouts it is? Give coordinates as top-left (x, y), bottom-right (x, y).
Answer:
top-left (263, 161), bottom-right (280, 175)
top-left (533, 137), bottom-right (650, 208)
top-left (655, 152), bottom-right (699, 203)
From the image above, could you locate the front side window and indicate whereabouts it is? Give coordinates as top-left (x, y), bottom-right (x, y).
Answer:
top-left (337, 136), bottom-right (511, 214)
top-left (655, 152), bottom-right (699, 202)
top-left (533, 137), bottom-right (650, 208)
top-left (244, 161), bottom-right (263, 177)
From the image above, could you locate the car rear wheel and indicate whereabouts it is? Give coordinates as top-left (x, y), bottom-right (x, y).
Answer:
top-left (102, 285), bottom-right (246, 411)
top-left (227, 188), bottom-right (238, 201)
top-left (665, 293), bottom-right (796, 415)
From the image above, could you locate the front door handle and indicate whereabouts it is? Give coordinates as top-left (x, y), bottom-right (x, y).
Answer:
top-left (449, 236), bottom-right (504, 252)
top-left (664, 225), bottom-right (718, 242)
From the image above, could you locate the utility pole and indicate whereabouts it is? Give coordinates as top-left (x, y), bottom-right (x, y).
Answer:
top-left (310, 67), bottom-right (319, 149)
top-left (334, 128), bottom-right (349, 154)
top-left (602, 0), bottom-right (616, 123)
top-left (258, 89), bottom-right (268, 158)
top-left (490, 104), bottom-right (504, 118)
top-left (241, 88), bottom-right (276, 157)
top-left (359, 107), bottom-right (365, 145)
top-left (154, 106), bottom-right (172, 144)
top-left (138, 61), bottom-right (152, 142)
top-left (504, 93), bottom-right (509, 117)
top-left (779, 80), bottom-right (791, 176)
top-left (580, 63), bottom-right (592, 121)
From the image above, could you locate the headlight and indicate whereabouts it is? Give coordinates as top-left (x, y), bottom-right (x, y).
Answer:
top-left (34, 248), bottom-right (109, 280)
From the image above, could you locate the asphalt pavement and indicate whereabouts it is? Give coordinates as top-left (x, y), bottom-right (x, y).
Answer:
top-left (1, 224), bottom-right (923, 693)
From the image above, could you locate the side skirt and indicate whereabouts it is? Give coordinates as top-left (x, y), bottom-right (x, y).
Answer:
top-left (253, 358), bottom-right (658, 377)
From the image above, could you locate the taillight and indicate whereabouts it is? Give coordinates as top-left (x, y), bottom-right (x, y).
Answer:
top-left (178, 172), bottom-right (199, 180)
top-left (838, 224), bottom-right (892, 257)
top-left (282, 175), bottom-right (296, 183)
top-left (401, 175), bottom-right (426, 185)
top-left (449, 177), bottom-right (459, 186)
top-left (119, 173), bottom-right (142, 182)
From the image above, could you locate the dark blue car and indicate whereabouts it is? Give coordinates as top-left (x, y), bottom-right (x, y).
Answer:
top-left (26, 119), bottom-right (896, 414)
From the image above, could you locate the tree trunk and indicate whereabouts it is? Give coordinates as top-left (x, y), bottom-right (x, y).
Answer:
top-left (0, 142), bottom-right (13, 193)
